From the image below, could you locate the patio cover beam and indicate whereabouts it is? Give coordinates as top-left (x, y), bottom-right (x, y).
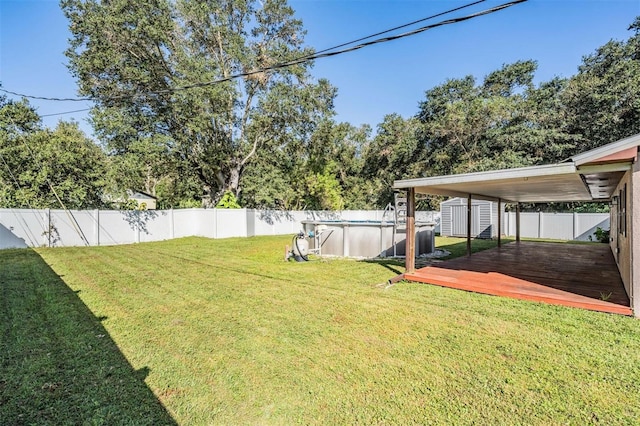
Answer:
top-left (498, 198), bottom-right (502, 248)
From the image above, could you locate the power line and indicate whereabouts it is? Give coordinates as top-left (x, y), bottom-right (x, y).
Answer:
top-left (171, 0), bottom-right (527, 91)
top-left (0, 88), bottom-right (88, 102)
top-left (0, 0), bottom-right (526, 104)
top-left (307, 0), bottom-right (487, 58)
top-left (40, 107), bottom-right (92, 117)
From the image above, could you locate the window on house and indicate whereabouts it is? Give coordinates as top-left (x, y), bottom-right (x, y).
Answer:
top-left (618, 185), bottom-right (627, 237)
top-left (623, 184), bottom-right (627, 237)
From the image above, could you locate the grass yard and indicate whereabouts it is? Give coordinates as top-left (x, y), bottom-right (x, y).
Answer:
top-left (2, 235), bottom-right (640, 424)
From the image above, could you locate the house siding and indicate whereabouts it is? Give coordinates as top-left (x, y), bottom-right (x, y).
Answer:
top-left (632, 160), bottom-right (640, 316)
top-left (611, 164), bottom-right (640, 316)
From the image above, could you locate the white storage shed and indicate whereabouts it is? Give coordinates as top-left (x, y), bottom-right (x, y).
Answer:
top-left (440, 197), bottom-right (502, 239)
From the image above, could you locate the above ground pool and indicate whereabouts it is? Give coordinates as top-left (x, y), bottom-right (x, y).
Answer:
top-left (301, 220), bottom-right (435, 258)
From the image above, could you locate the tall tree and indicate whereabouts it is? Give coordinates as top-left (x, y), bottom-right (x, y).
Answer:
top-left (0, 96), bottom-right (107, 209)
top-left (62, 0), bottom-right (335, 207)
top-left (416, 60), bottom-right (576, 176)
top-left (361, 114), bottom-right (422, 207)
top-left (240, 119), bottom-right (371, 210)
top-left (563, 17), bottom-right (640, 152)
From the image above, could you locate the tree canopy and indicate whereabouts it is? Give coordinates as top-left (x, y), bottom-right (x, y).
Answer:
top-left (62, 0), bottom-right (336, 207)
top-left (3, 11), bottom-right (639, 212)
top-left (0, 95), bottom-right (107, 209)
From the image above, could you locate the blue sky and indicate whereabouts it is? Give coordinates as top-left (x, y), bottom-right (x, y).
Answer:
top-left (1, 0), bottom-right (639, 137)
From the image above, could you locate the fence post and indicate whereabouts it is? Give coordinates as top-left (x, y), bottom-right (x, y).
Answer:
top-left (94, 209), bottom-right (100, 246)
top-left (213, 208), bottom-right (218, 239)
top-left (170, 208), bottom-right (175, 239)
top-left (135, 210), bottom-right (140, 243)
top-left (46, 208), bottom-right (51, 247)
top-left (246, 209), bottom-right (255, 237)
top-left (539, 211), bottom-right (543, 239)
top-left (573, 212), bottom-right (578, 240)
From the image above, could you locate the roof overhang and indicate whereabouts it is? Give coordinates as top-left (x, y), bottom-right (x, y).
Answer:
top-left (393, 134), bottom-right (640, 203)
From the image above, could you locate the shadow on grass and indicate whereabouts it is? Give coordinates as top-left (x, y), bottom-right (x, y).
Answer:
top-left (359, 258), bottom-right (404, 275)
top-left (436, 237), bottom-right (516, 259)
top-left (0, 249), bottom-right (176, 425)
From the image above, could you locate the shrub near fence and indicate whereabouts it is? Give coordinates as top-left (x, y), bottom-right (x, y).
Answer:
top-left (0, 208), bottom-right (441, 250)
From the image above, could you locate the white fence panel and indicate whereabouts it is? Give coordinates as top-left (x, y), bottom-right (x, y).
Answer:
top-left (48, 210), bottom-right (92, 247)
top-left (575, 214), bottom-right (610, 241)
top-left (194, 209), bottom-right (217, 238)
top-left (172, 209), bottom-right (200, 238)
top-left (503, 212), bottom-right (609, 241)
top-left (216, 209), bottom-right (247, 238)
top-left (540, 213), bottom-right (574, 240)
top-left (98, 211), bottom-right (137, 245)
top-left (138, 210), bottom-right (172, 243)
top-left (0, 209), bottom-right (44, 248)
top-left (341, 210), bottom-right (383, 221)
top-left (253, 210), bottom-right (301, 236)
top-left (519, 213), bottom-right (540, 238)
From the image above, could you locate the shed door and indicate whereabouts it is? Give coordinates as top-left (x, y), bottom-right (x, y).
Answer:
top-left (451, 205), bottom-right (480, 237)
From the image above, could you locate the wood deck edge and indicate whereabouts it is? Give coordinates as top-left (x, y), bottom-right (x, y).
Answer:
top-left (404, 274), bottom-right (633, 316)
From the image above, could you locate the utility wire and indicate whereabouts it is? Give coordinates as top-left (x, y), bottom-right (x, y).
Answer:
top-left (40, 107), bottom-right (92, 117)
top-left (303, 0), bottom-right (486, 58)
top-left (0, 88), bottom-right (88, 102)
top-left (167, 0), bottom-right (527, 92)
top-left (0, 0), bottom-right (526, 104)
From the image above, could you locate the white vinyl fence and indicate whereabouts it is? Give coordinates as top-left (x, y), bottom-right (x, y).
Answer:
top-left (0, 208), bottom-right (440, 249)
top-left (503, 212), bottom-right (609, 241)
top-left (0, 208), bottom-right (609, 250)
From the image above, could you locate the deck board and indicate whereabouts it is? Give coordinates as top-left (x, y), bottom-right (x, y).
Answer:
top-left (404, 241), bottom-right (632, 316)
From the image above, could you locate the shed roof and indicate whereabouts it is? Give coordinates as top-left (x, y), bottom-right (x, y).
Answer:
top-left (129, 191), bottom-right (157, 200)
top-left (393, 133), bottom-right (640, 203)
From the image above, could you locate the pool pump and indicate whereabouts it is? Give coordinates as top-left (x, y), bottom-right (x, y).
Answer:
top-left (287, 231), bottom-right (310, 262)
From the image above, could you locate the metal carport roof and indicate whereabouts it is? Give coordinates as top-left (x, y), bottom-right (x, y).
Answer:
top-left (393, 133), bottom-right (640, 203)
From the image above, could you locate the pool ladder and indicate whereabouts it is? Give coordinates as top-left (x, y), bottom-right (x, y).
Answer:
top-left (391, 193), bottom-right (407, 257)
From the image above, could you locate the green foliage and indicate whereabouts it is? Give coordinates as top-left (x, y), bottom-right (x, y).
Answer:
top-left (0, 97), bottom-right (107, 209)
top-left (48, 13), bottom-right (640, 211)
top-left (416, 60), bottom-right (577, 177)
top-left (304, 165), bottom-right (344, 210)
top-left (63, 0), bottom-right (336, 207)
top-left (239, 119), bottom-right (371, 209)
top-left (361, 114), bottom-right (422, 207)
top-left (562, 19), bottom-right (640, 151)
top-left (176, 199), bottom-right (202, 209)
top-left (511, 202), bottom-right (610, 213)
top-left (215, 191), bottom-right (241, 209)
top-left (593, 226), bottom-right (611, 243)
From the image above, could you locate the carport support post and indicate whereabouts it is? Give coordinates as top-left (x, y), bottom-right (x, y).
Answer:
top-left (516, 202), bottom-right (521, 243)
top-left (467, 194), bottom-right (472, 256)
top-left (497, 198), bottom-right (502, 248)
top-left (405, 188), bottom-right (416, 273)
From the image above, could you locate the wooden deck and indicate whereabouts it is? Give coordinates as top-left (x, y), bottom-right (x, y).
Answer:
top-left (404, 242), bottom-right (632, 316)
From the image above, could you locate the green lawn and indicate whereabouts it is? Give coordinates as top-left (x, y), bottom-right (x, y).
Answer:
top-left (2, 235), bottom-right (640, 424)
